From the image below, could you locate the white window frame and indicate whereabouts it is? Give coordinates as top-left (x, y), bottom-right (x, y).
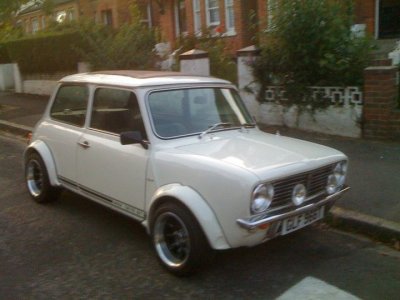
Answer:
top-left (175, 0), bottom-right (188, 36)
top-left (206, 0), bottom-right (220, 27)
top-left (140, 3), bottom-right (153, 28)
top-left (31, 17), bottom-right (39, 33)
top-left (67, 8), bottom-right (75, 21)
top-left (193, 0), bottom-right (202, 35)
top-left (224, 0), bottom-right (235, 35)
top-left (41, 15), bottom-right (46, 29)
top-left (101, 9), bottom-right (113, 26)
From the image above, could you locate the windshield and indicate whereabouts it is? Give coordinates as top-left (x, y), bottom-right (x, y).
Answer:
top-left (148, 87), bottom-right (254, 138)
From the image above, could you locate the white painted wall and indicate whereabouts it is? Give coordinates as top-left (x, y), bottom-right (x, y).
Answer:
top-left (23, 80), bottom-right (58, 96)
top-left (180, 58), bottom-right (210, 76)
top-left (258, 103), bottom-right (362, 138)
top-left (237, 55), bottom-right (260, 117)
top-left (0, 64), bottom-right (15, 91)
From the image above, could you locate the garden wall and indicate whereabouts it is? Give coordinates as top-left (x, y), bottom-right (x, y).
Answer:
top-left (237, 47), bottom-right (364, 138)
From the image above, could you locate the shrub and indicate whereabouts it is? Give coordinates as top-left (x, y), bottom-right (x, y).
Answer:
top-left (5, 32), bottom-right (83, 73)
top-left (0, 43), bottom-right (11, 64)
top-left (76, 4), bottom-right (157, 71)
top-left (252, 0), bottom-right (373, 109)
top-left (0, 3), bottom-right (157, 73)
top-left (176, 32), bottom-right (237, 84)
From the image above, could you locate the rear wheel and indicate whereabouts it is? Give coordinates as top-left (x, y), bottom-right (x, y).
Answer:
top-left (25, 152), bottom-right (60, 203)
top-left (151, 202), bottom-right (213, 276)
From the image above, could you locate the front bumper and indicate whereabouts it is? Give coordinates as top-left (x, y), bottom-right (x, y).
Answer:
top-left (236, 186), bottom-right (350, 231)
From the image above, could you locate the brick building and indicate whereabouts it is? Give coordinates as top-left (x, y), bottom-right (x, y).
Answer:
top-left (17, 0), bottom-right (155, 33)
top-left (17, 0), bottom-right (79, 33)
top-left (16, 0), bottom-right (400, 52)
top-left (155, 0), bottom-right (258, 51)
top-left (354, 0), bottom-right (400, 39)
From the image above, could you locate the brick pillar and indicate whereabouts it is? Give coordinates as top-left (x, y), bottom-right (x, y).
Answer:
top-left (179, 49), bottom-right (210, 76)
top-left (363, 66), bottom-right (399, 139)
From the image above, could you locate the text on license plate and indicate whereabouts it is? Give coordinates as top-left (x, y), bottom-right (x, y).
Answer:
top-left (281, 206), bottom-right (325, 235)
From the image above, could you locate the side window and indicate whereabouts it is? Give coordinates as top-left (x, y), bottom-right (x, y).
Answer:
top-left (90, 88), bottom-right (146, 138)
top-left (50, 85), bottom-right (88, 127)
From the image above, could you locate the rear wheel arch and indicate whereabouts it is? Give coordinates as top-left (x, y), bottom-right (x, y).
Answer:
top-left (25, 140), bottom-right (60, 187)
top-left (25, 151), bottom-right (61, 203)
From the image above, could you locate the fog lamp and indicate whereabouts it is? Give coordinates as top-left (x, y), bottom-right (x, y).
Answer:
top-left (292, 183), bottom-right (307, 206)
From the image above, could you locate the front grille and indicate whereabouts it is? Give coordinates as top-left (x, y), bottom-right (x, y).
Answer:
top-left (269, 164), bottom-right (334, 209)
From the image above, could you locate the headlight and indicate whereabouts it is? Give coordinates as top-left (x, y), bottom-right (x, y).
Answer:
top-left (326, 161), bottom-right (347, 194)
top-left (251, 183), bottom-right (274, 214)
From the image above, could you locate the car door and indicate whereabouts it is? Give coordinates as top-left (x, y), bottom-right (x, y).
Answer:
top-left (45, 84), bottom-right (89, 186)
top-left (76, 87), bottom-right (149, 220)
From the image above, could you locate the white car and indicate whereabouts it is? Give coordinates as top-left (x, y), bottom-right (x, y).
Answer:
top-left (24, 71), bottom-right (349, 275)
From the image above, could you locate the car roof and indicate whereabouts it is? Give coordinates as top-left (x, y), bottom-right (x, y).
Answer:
top-left (60, 70), bottom-right (231, 88)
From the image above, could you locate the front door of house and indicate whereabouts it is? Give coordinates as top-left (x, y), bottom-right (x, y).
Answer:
top-left (379, 0), bottom-right (400, 39)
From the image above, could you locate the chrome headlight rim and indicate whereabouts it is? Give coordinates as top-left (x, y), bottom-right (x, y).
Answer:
top-left (326, 161), bottom-right (348, 195)
top-left (251, 183), bottom-right (274, 214)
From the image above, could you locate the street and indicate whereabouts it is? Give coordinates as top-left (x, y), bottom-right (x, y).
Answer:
top-left (1, 134), bottom-right (399, 299)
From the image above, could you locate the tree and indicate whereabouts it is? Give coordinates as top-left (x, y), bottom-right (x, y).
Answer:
top-left (41, 0), bottom-right (55, 16)
top-left (252, 0), bottom-right (373, 109)
top-left (0, 0), bottom-right (29, 23)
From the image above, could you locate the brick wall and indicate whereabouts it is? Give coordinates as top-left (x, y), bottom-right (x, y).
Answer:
top-left (354, 0), bottom-right (376, 36)
top-left (363, 66), bottom-right (400, 140)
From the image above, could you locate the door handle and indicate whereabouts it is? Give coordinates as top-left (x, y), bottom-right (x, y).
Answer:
top-left (78, 141), bottom-right (90, 149)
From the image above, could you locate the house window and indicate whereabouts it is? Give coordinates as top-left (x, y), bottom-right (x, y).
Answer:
top-left (24, 20), bottom-right (31, 33)
top-left (175, 0), bottom-right (187, 36)
top-left (206, 0), bottom-right (220, 27)
top-left (56, 11), bottom-right (67, 23)
top-left (225, 0), bottom-right (235, 34)
top-left (193, 0), bottom-right (201, 34)
top-left (41, 16), bottom-right (46, 29)
top-left (31, 17), bottom-right (39, 33)
top-left (101, 9), bottom-right (113, 27)
top-left (139, 2), bottom-right (152, 28)
top-left (67, 8), bottom-right (75, 21)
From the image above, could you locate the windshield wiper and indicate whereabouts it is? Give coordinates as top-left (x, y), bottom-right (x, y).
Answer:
top-left (241, 122), bottom-right (256, 128)
top-left (199, 122), bottom-right (233, 139)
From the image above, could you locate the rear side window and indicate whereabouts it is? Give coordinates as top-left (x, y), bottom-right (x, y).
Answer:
top-left (90, 88), bottom-right (146, 137)
top-left (50, 85), bottom-right (88, 127)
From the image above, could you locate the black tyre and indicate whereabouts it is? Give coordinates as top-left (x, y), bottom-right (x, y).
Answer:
top-left (151, 202), bottom-right (213, 276)
top-left (25, 152), bottom-right (60, 203)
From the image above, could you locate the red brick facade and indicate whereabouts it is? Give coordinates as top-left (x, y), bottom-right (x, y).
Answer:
top-left (363, 66), bottom-right (400, 140)
top-left (354, 0), bottom-right (376, 36)
top-left (157, 0), bottom-right (257, 52)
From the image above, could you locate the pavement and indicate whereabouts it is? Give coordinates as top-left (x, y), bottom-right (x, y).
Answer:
top-left (0, 91), bottom-right (399, 246)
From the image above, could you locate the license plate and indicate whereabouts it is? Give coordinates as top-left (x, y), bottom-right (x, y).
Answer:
top-left (281, 206), bottom-right (325, 235)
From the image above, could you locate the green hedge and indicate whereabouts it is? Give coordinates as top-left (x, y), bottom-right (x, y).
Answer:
top-left (0, 44), bottom-right (11, 64)
top-left (4, 32), bottom-right (85, 74)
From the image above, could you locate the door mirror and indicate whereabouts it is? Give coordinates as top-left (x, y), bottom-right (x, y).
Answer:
top-left (120, 131), bottom-right (149, 149)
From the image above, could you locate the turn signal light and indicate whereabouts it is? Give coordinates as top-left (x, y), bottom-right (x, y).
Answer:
top-left (258, 223), bottom-right (270, 230)
top-left (27, 132), bottom-right (32, 145)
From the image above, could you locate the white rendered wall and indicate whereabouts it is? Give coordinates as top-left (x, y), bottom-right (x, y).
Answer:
top-left (0, 64), bottom-right (15, 91)
top-left (180, 58), bottom-right (210, 76)
top-left (23, 80), bottom-right (58, 96)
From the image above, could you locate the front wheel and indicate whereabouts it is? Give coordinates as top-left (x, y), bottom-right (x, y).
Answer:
top-left (151, 202), bottom-right (213, 276)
